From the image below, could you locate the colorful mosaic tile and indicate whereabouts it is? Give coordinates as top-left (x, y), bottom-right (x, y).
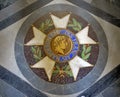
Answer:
top-left (24, 12), bottom-right (99, 84)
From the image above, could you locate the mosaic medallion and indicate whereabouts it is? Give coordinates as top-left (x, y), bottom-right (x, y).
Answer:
top-left (44, 29), bottom-right (79, 62)
top-left (15, 4), bottom-right (108, 94)
top-left (24, 12), bottom-right (99, 84)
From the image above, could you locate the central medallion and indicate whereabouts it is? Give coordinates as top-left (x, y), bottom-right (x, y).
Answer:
top-left (51, 35), bottom-right (73, 56)
top-left (44, 29), bottom-right (79, 62)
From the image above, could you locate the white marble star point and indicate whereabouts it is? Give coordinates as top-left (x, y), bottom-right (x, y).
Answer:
top-left (69, 56), bottom-right (93, 80)
top-left (76, 26), bottom-right (97, 44)
top-left (51, 14), bottom-right (70, 28)
top-left (31, 56), bottom-right (55, 81)
top-left (25, 26), bottom-right (46, 46)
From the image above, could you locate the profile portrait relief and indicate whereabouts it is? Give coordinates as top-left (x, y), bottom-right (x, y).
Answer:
top-left (51, 35), bottom-right (73, 56)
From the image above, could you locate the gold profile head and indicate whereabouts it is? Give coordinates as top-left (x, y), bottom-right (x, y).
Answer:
top-left (51, 35), bottom-right (73, 56)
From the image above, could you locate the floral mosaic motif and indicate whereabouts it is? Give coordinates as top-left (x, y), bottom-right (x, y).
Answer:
top-left (68, 18), bottom-right (82, 31)
top-left (81, 45), bottom-right (92, 61)
top-left (38, 19), bottom-right (53, 32)
top-left (31, 46), bottom-right (42, 62)
top-left (52, 64), bottom-right (73, 78)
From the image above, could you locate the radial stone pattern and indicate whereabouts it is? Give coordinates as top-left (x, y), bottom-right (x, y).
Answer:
top-left (24, 12), bottom-right (99, 84)
top-left (15, 4), bottom-right (108, 95)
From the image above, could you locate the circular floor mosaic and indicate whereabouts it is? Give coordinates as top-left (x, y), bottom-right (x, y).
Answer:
top-left (15, 4), bottom-right (108, 94)
top-left (24, 12), bottom-right (99, 84)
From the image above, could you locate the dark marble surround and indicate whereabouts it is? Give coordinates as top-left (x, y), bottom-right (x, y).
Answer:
top-left (0, 0), bottom-right (119, 30)
top-left (67, 0), bottom-right (120, 27)
top-left (1, 64), bottom-right (120, 97)
top-left (0, 65), bottom-right (47, 97)
top-left (0, 0), bottom-right (18, 10)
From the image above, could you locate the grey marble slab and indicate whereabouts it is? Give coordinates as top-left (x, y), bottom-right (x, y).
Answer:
top-left (92, 0), bottom-right (120, 18)
top-left (0, 79), bottom-right (26, 97)
top-left (101, 78), bottom-right (120, 97)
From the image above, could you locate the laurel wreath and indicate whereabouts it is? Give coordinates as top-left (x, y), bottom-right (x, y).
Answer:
top-left (81, 45), bottom-right (92, 61)
top-left (39, 19), bottom-right (53, 32)
top-left (52, 65), bottom-right (73, 77)
top-left (31, 46), bottom-right (42, 62)
top-left (68, 18), bottom-right (82, 31)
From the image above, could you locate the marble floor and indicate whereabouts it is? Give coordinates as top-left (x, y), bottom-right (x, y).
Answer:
top-left (0, 0), bottom-right (120, 97)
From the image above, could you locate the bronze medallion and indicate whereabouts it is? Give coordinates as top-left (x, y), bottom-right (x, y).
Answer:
top-left (51, 35), bottom-right (73, 56)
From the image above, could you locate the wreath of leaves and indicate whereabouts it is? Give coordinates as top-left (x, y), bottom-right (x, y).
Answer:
top-left (39, 19), bottom-right (53, 32)
top-left (81, 45), bottom-right (92, 61)
top-left (52, 65), bottom-right (73, 77)
top-left (68, 18), bottom-right (82, 31)
top-left (31, 46), bottom-right (42, 62)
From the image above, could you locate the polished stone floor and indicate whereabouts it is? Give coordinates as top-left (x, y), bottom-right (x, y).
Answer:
top-left (0, 0), bottom-right (120, 97)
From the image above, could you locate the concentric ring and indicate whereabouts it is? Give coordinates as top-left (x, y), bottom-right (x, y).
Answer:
top-left (15, 4), bottom-right (108, 95)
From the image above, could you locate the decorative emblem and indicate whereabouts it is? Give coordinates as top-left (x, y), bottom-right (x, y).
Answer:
top-left (51, 35), bottom-right (72, 56)
top-left (24, 12), bottom-right (99, 84)
top-left (44, 29), bottom-right (79, 62)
